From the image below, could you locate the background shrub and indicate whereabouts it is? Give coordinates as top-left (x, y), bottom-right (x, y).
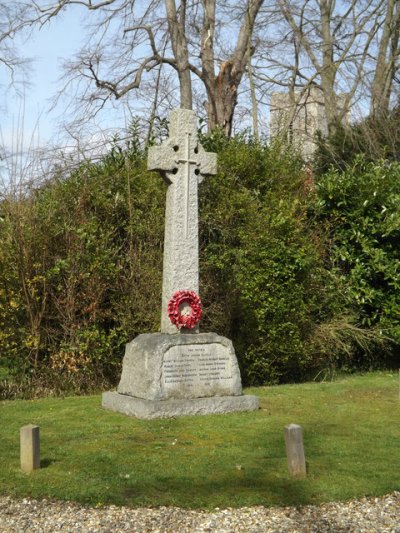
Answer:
top-left (0, 133), bottom-right (398, 396)
top-left (200, 136), bottom-right (360, 384)
top-left (312, 156), bottom-right (400, 367)
top-left (0, 143), bottom-right (165, 395)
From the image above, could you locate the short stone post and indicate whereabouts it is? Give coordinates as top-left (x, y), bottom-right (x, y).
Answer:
top-left (284, 423), bottom-right (306, 478)
top-left (20, 425), bottom-right (40, 473)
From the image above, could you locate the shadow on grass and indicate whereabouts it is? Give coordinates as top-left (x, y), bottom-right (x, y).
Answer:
top-left (40, 458), bottom-right (57, 468)
top-left (115, 473), bottom-right (313, 509)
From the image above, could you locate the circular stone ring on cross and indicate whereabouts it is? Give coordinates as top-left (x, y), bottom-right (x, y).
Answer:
top-left (167, 290), bottom-right (203, 330)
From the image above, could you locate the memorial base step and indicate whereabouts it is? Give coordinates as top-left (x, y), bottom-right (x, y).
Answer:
top-left (102, 391), bottom-right (259, 419)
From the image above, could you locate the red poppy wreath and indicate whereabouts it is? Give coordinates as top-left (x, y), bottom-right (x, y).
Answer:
top-left (167, 290), bottom-right (203, 330)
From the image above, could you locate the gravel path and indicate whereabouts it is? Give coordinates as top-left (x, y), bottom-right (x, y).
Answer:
top-left (0, 492), bottom-right (399, 532)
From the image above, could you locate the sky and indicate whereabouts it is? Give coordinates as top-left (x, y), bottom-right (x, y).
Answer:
top-left (1, 8), bottom-right (85, 153)
top-left (1, 7), bottom-right (133, 185)
top-left (0, 3), bottom-right (192, 188)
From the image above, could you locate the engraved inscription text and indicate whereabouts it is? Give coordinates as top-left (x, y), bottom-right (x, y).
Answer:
top-left (162, 344), bottom-right (234, 391)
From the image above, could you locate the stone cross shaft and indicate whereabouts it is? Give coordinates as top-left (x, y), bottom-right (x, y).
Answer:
top-left (148, 109), bottom-right (217, 334)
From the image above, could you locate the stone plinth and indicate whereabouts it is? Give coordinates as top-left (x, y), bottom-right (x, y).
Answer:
top-left (102, 333), bottom-right (259, 419)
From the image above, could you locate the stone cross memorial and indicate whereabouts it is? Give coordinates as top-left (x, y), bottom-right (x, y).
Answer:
top-left (102, 109), bottom-right (259, 418)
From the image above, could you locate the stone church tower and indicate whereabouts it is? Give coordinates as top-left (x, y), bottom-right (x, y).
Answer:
top-left (270, 87), bottom-right (348, 159)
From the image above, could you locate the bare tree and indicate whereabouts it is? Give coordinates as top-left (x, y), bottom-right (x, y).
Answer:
top-left (197, 0), bottom-right (264, 135)
top-left (7, 0), bottom-right (398, 142)
top-left (165, 0), bottom-right (192, 109)
top-left (0, 1), bottom-right (39, 112)
top-left (253, 0), bottom-right (393, 138)
top-left (7, 0), bottom-right (264, 136)
top-left (0, 3), bottom-right (30, 85)
top-left (278, 0), bottom-right (384, 133)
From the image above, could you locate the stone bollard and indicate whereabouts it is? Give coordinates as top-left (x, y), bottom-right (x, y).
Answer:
top-left (20, 425), bottom-right (40, 473)
top-left (284, 423), bottom-right (306, 478)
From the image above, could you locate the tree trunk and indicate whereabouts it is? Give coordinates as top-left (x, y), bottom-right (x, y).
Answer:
top-left (165, 0), bottom-right (193, 109)
top-left (206, 61), bottom-right (242, 136)
top-left (371, 0), bottom-right (400, 117)
top-left (319, 0), bottom-right (338, 135)
top-left (201, 0), bottom-right (263, 135)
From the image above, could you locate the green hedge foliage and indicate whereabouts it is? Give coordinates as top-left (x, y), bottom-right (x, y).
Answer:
top-left (0, 146), bottom-right (165, 395)
top-left (313, 156), bottom-right (400, 366)
top-left (0, 135), bottom-right (398, 396)
top-left (198, 134), bottom-right (342, 384)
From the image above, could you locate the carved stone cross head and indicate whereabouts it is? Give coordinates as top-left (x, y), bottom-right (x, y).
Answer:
top-left (148, 109), bottom-right (217, 185)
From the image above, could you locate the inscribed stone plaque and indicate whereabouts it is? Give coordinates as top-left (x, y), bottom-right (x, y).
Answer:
top-left (162, 343), bottom-right (236, 399)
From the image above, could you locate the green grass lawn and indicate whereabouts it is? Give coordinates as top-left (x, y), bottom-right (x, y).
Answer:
top-left (0, 372), bottom-right (399, 509)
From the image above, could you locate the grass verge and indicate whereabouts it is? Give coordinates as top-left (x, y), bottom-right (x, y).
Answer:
top-left (0, 372), bottom-right (399, 509)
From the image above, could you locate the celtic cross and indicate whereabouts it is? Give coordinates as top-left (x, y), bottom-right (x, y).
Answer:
top-left (148, 109), bottom-right (217, 334)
